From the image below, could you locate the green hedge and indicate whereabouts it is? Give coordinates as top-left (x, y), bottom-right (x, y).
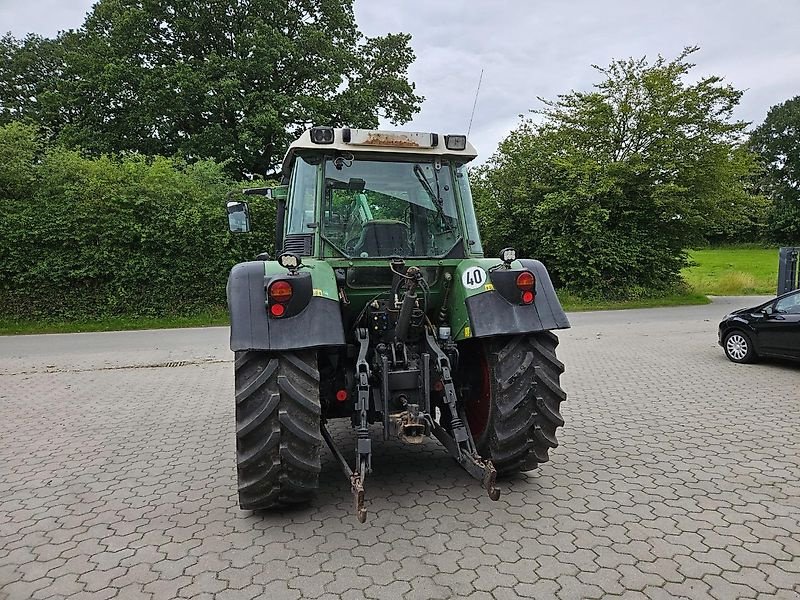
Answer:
top-left (0, 123), bottom-right (276, 320)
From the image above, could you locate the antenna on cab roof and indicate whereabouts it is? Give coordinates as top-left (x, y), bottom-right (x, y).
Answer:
top-left (467, 68), bottom-right (484, 137)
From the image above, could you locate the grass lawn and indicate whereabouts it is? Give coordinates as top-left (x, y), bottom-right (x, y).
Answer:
top-left (682, 246), bottom-right (779, 295)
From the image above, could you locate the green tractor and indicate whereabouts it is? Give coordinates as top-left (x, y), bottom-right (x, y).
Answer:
top-left (226, 127), bottom-right (570, 522)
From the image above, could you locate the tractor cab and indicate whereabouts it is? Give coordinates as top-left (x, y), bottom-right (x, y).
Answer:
top-left (228, 127), bottom-right (484, 261)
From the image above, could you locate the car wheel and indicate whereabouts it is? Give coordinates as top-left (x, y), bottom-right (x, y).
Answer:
top-left (723, 331), bottom-right (756, 364)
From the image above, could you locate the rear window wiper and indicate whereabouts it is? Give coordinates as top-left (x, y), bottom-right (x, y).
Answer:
top-left (413, 164), bottom-right (454, 233)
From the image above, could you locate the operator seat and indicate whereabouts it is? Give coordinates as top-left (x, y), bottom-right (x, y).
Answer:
top-left (352, 220), bottom-right (411, 257)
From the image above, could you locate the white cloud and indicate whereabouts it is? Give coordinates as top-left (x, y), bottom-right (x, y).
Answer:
top-left (355, 0), bottom-right (800, 161)
top-left (2, 0), bottom-right (798, 162)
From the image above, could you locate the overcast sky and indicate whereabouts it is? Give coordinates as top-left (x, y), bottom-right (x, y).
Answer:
top-left (2, 0), bottom-right (799, 162)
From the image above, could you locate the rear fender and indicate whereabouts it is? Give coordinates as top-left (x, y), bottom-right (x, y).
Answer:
top-left (227, 259), bottom-right (345, 351)
top-left (448, 258), bottom-right (570, 341)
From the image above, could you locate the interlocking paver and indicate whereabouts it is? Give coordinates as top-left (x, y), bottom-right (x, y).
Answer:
top-left (2, 297), bottom-right (800, 599)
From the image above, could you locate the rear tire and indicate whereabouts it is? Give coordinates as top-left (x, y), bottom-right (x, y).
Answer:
top-left (460, 332), bottom-right (566, 475)
top-left (234, 350), bottom-right (322, 509)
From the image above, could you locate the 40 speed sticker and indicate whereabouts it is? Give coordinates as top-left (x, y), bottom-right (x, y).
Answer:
top-left (461, 266), bottom-right (487, 289)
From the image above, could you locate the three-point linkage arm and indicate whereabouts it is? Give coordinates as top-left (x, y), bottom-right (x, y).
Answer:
top-left (321, 278), bottom-right (499, 524)
top-left (424, 329), bottom-right (500, 501)
top-left (320, 327), bottom-right (372, 523)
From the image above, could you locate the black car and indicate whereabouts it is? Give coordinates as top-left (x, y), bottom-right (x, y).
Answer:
top-left (718, 289), bottom-right (800, 363)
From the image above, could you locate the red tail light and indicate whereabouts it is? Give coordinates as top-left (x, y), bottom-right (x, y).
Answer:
top-left (516, 271), bottom-right (536, 304)
top-left (268, 280), bottom-right (293, 303)
top-left (269, 303), bottom-right (286, 317)
top-left (516, 271), bottom-right (535, 291)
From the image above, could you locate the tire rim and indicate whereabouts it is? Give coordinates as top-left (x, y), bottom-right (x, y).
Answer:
top-left (464, 346), bottom-right (491, 438)
top-left (726, 334), bottom-right (748, 360)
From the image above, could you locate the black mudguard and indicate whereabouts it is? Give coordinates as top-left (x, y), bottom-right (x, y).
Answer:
top-left (465, 259), bottom-right (570, 338)
top-left (227, 261), bottom-right (345, 352)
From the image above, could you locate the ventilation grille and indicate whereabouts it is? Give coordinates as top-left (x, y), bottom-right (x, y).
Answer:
top-left (283, 234), bottom-right (313, 256)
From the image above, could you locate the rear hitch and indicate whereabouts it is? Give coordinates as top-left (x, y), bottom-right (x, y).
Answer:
top-left (323, 310), bottom-right (502, 523)
top-left (388, 403), bottom-right (430, 444)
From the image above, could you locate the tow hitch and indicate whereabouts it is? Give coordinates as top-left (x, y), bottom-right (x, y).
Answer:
top-left (321, 324), bottom-right (501, 523)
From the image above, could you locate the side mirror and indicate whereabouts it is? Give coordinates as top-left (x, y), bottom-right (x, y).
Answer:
top-left (763, 305), bottom-right (774, 316)
top-left (226, 201), bottom-right (251, 233)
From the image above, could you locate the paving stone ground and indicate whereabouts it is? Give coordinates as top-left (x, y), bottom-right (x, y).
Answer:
top-left (1, 296), bottom-right (799, 600)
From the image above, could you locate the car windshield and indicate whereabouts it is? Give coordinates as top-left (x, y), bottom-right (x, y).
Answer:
top-left (320, 157), bottom-right (461, 258)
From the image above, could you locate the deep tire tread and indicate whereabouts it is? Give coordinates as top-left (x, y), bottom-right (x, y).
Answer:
top-left (236, 392), bottom-right (280, 437)
top-left (235, 350), bottom-right (321, 510)
top-left (237, 427), bottom-right (280, 468)
top-left (472, 332), bottom-right (567, 475)
top-left (279, 409), bottom-right (323, 445)
top-left (236, 358), bottom-right (278, 405)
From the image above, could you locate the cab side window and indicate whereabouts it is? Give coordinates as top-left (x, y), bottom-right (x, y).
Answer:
top-left (774, 292), bottom-right (800, 315)
top-left (286, 157), bottom-right (317, 235)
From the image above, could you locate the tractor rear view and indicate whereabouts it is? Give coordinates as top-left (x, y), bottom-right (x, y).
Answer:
top-left (226, 127), bottom-right (570, 522)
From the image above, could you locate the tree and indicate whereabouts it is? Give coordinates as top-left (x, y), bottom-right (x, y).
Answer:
top-left (0, 121), bottom-right (40, 199)
top-left (472, 47), bottom-right (763, 297)
top-left (0, 0), bottom-right (423, 176)
top-left (750, 95), bottom-right (800, 243)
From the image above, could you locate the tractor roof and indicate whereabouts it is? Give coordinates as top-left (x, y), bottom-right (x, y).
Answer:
top-left (282, 127), bottom-right (478, 175)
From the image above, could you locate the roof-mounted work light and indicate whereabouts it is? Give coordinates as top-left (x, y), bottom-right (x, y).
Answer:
top-left (310, 126), bottom-right (335, 144)
top-left (444, 135), bottom-right (467, 151)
